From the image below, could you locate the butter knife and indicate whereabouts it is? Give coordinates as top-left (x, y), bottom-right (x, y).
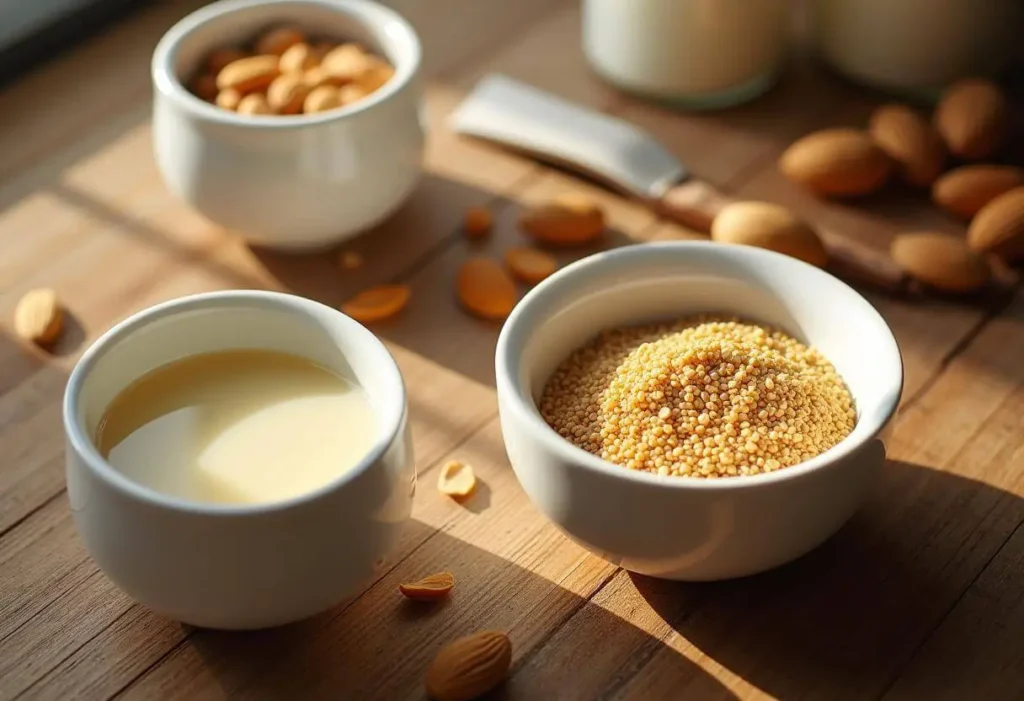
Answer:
top-left (450, 73), bottom-right (906, 293)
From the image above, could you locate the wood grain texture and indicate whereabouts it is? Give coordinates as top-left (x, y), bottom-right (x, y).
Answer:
top-left (0, 0), bottom-right (1021, 700)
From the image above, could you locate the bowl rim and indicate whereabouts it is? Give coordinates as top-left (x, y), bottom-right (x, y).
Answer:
top-left (63, 290), bottom-right (408, 516)
top-left (495, 241), bottom-right (904, 491)
top-left (150, 0), bottom-right (422, 128)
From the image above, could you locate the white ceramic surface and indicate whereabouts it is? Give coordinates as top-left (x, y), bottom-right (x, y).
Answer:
top-left (151, 0), bottom-right (425, 250)
top-left (495, 242), bottom-right (903, 581)
top-left (64, 291), bottom-right (414, 629)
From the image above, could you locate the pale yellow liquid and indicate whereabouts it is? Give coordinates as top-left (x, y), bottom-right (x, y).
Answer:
top-left (96, 350), bottom-right (376, 506)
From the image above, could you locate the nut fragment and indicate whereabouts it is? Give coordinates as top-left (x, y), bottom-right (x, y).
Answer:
top-left (340, 250), bottom-right (364, 270)
top-left (399, 572), bottom-right (455, 601)
top-left (14, 288), bottom-right (63, 346)
top-left (456, 259), bottom-right (517, 320)
top-left (425, 631), bottom-right (512, 701)
top-left (520, 193), bottom-right (605, 246)
top-left (254, 26), bottom-right (306, 56)
top-left (437, 460), bottom-right (476, 499)
top-left (463, 208), bottom-right (493, 239)
top-left (504, 246), bottom-right (558, 284)
top-left (342, 285), bottom-right (411, 322)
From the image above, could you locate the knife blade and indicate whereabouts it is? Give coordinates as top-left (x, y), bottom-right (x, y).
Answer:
top-left (450, 73), bottom-right (908, 293)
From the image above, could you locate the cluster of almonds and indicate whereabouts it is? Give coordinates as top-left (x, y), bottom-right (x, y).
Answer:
top-left (780, 77), bottom-right (1023, 294)
top-left (187, 25), bottom-right (394, 116)
top-left (340, 194), bottom-right (607, 324)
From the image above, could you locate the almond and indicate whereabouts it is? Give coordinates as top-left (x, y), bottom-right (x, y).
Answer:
top-left (504, 246), bottom-right (558, 284)
top-left (320, 43), bottom-right (376, 83)
top-left (278, 42), bottom-right (319, 73)
top-left (437, 460), bottom-right (476, 499)
top-left (932, 165), bottom-right (1024, 220)
top-left (14, 288), bottom-right (63, 346)
top-left (425, 631), bottom-right (512, 701)
top-left (399, 572), bottom-right (455, 601)
top-left (253, 26), bottom-right (306, 56)
top-left (967, 186), bottom-right (1024, 262)
top-left (463, 207), bottom-right (493, 239)
top-left (267, 73), bottom-right (310, 114)
top-left (934, 79), bottom-right (1008, 160)
top-left (236, 93), bottom-right (272, 115)
top-left (891, 232), bottom-right (990, 293)
top-left (216, 88), bottom-right (242, 111)
top-left (342, 285), bottom-right (411, 322)
top-left (304, 84), bottom-right (343, 113)
top-left (779, 128), bottom-right (891, 197)
top-left (456, 259), bottom-right (517, 320)
top-left (519, 193), bottom-right (605, 246)
top-left (868, 104), bottom-right (945, 187)
top-left (711, 201), bottom-right (827, 267)
top-left (216, 55), bottom-right (280, 93)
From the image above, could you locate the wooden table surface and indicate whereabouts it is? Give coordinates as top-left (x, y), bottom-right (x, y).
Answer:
top-left (2, 1), bottom-right (1023, 699)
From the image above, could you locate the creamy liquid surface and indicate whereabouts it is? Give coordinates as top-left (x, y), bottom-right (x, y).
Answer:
top-left (96, 350), bottom-right (376, 506)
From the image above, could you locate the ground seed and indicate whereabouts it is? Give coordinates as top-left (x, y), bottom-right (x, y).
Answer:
top-left (538, 317), bottom-right (855, 478)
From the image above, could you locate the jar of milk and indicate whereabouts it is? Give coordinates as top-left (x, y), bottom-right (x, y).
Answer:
top-left (582, 0), bottom-right (791, 109)
top-left (811, 0), bottom-right (1021, 98)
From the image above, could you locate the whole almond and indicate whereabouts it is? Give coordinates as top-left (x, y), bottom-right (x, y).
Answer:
top-left (399, 572), bottom-right (455, 601)
top-left (891, 232), bottom-right (990, 293)
top-left (779, 128), bottom-right (891, 197)
top-left (253, 26), bottom-right (306, 56)
top-left (321, 43), bottom-right (376, 83)
top-left (14, 288), bottom-right (63, 346)
top-left (216, 55), bottom-right (280, 93)
top-left (967, 186), bottom-right (1024, 262)
top-left (278, 42), bottom-right (319, 73)
top-left (934, 79), bottom-right (1008, 160)
top-left (456, 259), bottom-right (517, 320)
top-left (711, 201), bottom-right (827, 267)
top-left (868, 104), bottom-right (946, 187)
top-left (425, 631), bottom-right (512, 701)
top-left (236, 93), bottom-right (272, 115)
top-left (932, 165), bottom-right (1024, 220)
top-left (519, 193), bottom-right (605, 246)
top-left (267, 73), bottom-right (310, 114)
top-left (304, 85), bottom-right (343, 113)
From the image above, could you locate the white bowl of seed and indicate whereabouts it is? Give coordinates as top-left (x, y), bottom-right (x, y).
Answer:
top-left (495, 241), bottom-right (903, 581)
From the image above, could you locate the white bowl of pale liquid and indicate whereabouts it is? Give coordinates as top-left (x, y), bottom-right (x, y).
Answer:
top-left (63, 291), bottom-right (414, 630)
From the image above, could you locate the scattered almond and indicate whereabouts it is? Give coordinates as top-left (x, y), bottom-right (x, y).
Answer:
top-left (216, 54), bottom-right (280, 93)
top-left (891, 232), bottom-right (990, 293)
top-left (967, 186), bottom-right (1024, 263)
top-left (504, 246), bottom-right (558, 284)
top-left (711, 201), bottom-right (827, 267)
top-left (868, 104), bottom-right (945, 187)
top-left (267, 73), bottom-right (310, 114)
top-left (779, 128), bottom-right (891, 197)
top-left (340, 250), bottom-right (364, 270)
top-left (14, 288), bottom-right (63, 346)
top-left (304, 84), bottom-right (343, 113)
top-left (463, 207), bottom-right (493, 239)
top-left (254, 26), bottom-right (306, 56)
top-left (932, 165), bottom-right (1024, 220)
top-left (205, 47), bottom-right (248, 75)
top-left (456, 259), bottom-right (517, 320)
top-left (216, 88), bottom-right (242, 111)
top-left (520, 193), bottom-right (605, 246)
top-left (236, 93), bottom-right (272, 115)
top-left (342, 284), bottom-right (411, 322)
top-left (399, 572), bottom-right (455, 601)
top-left (425, 631), bottom-right (512, 701)
top-left (278, 42), bottom-right (319, 73)
top-left (934, 78), bottom-right (1008, 160)
top-left (189, 73), bottom-right (218, 102)
top-left (437, 460), bottom-right (477, 499)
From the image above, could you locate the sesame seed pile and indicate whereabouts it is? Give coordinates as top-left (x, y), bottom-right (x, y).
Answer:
top-left (539, 317), bottom-right (856, 478)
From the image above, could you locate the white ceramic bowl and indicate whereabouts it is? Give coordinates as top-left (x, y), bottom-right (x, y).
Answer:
top-left (496, 242), bottom-right (903, 581)
top-left (63, 291), bottom-right (414, 629)
top-left (151, 0), bottom-right (425, 250)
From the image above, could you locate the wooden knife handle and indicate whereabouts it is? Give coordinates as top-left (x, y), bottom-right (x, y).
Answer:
top-left (655, 180), bottom-right (908, 294)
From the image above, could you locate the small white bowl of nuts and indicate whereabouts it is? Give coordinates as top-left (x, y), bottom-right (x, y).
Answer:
top-left (151, 0), bottom-right (424, 250)
top-left (496, 241), bottom-right (903, 581)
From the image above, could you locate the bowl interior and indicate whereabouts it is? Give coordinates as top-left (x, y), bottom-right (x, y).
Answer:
top-left (158, 0), bottom-right (418, 98)
top-left (503, 243), bottom-right (903, 460)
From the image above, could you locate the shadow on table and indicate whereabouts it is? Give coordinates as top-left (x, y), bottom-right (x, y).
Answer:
top-left (629, 458), bottom-right (1024, 701)
top-left (185, 520), bottom-right (736, 701)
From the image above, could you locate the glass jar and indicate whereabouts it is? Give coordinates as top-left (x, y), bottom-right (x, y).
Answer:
top-left (812, 0), bottom-right (1021, 100)
top-left (582, 0), bottom-right (791, 110)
